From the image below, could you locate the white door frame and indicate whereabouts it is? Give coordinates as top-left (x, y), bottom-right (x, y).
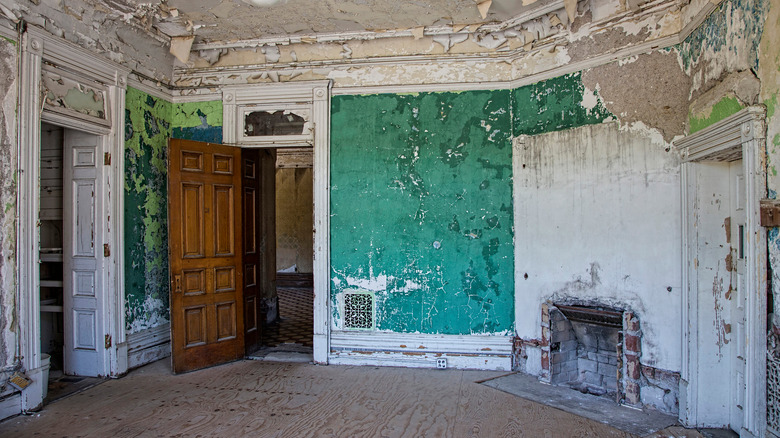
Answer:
top-left (222, 80), bottom-right (331, 364)
top-left (676, 106), bottom-right (767, 436)
top-left (17, 26), bottom-right (128, 411)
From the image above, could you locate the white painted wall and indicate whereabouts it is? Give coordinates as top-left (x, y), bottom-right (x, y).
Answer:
top-left (513, 122), bottom-right (682, 373)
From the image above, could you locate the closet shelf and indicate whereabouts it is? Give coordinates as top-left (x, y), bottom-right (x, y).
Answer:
top-left (40, 280), bottom-right (63, 288)
top-left (40, 305), bottom-right (63, 313)
top-left (39, 253), bottom-right (63, 262)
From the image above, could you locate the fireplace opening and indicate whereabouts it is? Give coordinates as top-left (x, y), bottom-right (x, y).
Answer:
top-left (549, 304), bottom-right (623, 398)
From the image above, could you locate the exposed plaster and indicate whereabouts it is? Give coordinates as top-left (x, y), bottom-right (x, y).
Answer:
top-left (582, 50), bottom-right (691, 142)
top-left (0, 37), bottom-right (17, 374)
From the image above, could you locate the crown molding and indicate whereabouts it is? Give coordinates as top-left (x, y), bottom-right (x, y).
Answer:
top-left (190, 0), bottom-right (568, 51)
top-left (127, 75), bottom-right (174, 102)
top-left (173, 0), bottom-right (695, 93)
top-left (0, 17), bottom-right (16, 41)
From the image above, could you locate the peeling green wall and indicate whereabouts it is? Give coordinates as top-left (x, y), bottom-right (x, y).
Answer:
top-left (330, 90), bottom-right (515, 335)
top-left (124, 90), bottom-right (223, 333)
top-left (124, 87), bottom-right (172, 333)
top-left (172, 101), bottom-right (223, 143)
top-left (689, 96), bottom-right (745, 133)
top-left (512, 71), bottom-right (612, 136)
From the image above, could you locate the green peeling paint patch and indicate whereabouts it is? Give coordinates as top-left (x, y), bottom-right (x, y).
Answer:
top-left (173, 101), bottom-right (223, 128)
top-left (766, 94), bottom-right (777, 119)
top-left (124, 87), bottom-right (173, 333)
top-left (512, 72), bottom-right (613, 136)
top-left (330, 90), bottom-right (514, 335)
top-left (689, 96), bottom-right (744, 133)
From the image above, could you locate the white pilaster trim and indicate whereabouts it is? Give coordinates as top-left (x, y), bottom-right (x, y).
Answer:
top-left (679, 160), bottom-right (698, 426)
top-left (312, 82), bottom-right (331, 364)
top-left (17, 28), bottom-right (44, 413)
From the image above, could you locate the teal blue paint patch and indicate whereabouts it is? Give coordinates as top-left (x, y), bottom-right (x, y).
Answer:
top-left (677, 0), bottom-right (769, 72)
top-left (330, 90), bottom-right (514, 335)
top-left (512, 72), bottom-right (613, 136)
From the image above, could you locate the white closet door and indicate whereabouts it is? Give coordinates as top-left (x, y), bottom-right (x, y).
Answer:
top-left (63, 130), bottom-right (105, 377)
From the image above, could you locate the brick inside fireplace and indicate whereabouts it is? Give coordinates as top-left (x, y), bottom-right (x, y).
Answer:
top-left (540, 302), bottom-right (642, 407)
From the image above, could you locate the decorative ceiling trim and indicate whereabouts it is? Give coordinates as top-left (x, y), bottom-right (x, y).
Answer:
top-left (189, 0), bottom-right (567, 51)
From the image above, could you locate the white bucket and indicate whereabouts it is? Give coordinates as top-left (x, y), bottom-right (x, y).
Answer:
top-left (40, 354), bottom-right (51, 399)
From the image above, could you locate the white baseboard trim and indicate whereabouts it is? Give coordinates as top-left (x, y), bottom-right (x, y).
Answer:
top-left (127, 324), bottom-right (171, 369)
top-left (329, 331), bottom-right (513, 371)
top-left (0, 392), bottom-right (21, 421)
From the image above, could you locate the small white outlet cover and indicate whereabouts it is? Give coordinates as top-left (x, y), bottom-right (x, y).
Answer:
top-left (436, 358), bottom-right (447, 369)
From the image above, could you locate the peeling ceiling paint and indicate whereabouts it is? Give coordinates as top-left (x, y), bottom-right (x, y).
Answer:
top-left (114, 0), bottom-right (558, 44)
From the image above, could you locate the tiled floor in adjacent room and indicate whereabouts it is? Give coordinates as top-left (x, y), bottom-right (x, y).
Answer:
top-left (261, 287), bottom-right (314, 348)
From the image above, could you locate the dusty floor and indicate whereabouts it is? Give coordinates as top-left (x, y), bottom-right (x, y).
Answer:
top-left (0, 358), bottom-right (663, 438)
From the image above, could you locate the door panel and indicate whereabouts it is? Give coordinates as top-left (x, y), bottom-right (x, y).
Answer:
top-left (169, 139), bottom-right (245, 373)
top-left (63, 130), bottom-right (104, 377)
top-left (242, 149), bottom-right (263, 353)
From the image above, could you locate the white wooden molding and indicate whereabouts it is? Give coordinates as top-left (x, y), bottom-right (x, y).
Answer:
top-left (0, 17), bottom-right (16, 41)
top-left (679, 161), bottom-right (697, 427)
top-left (332, 81), bottom-right (514, 96)
top-left (17, 28), bottom-right (43, 414)
top-left (172, 0), bottom-right (703, 95)
top-left (312, 83), bottom-right (332, 364)
top-left (329, 332), bottom-right (513, 370)
top-left (674, 106), bottom-right (767, 436)
top-left (126, 324), bottom-right (171, 369)
top-left (222, 81), bottom-right (332, 364)
top-left (127, 76), bottom-right (174, 102)
top-left (190, 0), bottom-right (566, 51)
top-left (171, 92), bottom-right (223, 104)
top-left (17, 24), bottom-right (129, 412)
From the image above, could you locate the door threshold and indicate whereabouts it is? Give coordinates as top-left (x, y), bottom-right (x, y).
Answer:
top-left (247, 343), bottom-right (313, 364)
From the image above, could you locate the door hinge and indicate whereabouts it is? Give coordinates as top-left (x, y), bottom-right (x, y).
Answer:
top-left (105, 334), bottom-right (112, 349)
top-left (103, 244), bottom-right (110, 257)
top-left (104, 152), bottom-right (111, 165)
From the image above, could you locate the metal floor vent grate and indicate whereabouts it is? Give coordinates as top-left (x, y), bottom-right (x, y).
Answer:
top-left (768, 352), bottom-right (780, 435)
top-left (343, 291), bottom-right (374, 330)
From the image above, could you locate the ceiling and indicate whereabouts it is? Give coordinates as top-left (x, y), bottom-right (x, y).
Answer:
top-left (120, 0), bottom-right (558, 44)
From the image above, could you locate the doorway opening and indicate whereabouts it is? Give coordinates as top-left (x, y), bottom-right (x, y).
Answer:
top-left (675, 107), bottom-right (767, 434)
top-left (257, 148), bottom-right (314, 357)
top-left (39, 122), bottom-right (107, 402)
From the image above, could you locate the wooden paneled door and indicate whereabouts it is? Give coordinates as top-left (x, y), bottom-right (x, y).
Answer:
top-left (169, 139), bottom-right (245, 373)
top-left (240, 148), bottom-right (276, 354)
top-left (241, 149), bottom-right (261, 354)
